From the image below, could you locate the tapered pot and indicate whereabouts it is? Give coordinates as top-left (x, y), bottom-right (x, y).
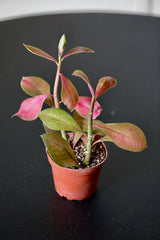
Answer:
top-left (47, 144), bottom-right (107, 201)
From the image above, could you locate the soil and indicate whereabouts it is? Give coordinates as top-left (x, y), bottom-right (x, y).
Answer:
top-left (68, 136), bottom-right (106, 169)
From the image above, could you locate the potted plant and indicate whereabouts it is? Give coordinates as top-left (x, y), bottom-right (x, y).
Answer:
top-left (13, 34), bottom-right (147, 200)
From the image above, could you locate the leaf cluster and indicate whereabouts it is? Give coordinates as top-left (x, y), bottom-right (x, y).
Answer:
top-left (13, 34), bottom-right (147, 167)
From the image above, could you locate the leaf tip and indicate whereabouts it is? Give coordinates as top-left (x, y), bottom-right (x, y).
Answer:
top-left (11, 113), bottom-right (17, 119)
top-left (40, 133), bottom-right (44, 139)
top-left (23, 43), bottom-right (29, 49)
top-left (72, 70), bottom-right (77, 76)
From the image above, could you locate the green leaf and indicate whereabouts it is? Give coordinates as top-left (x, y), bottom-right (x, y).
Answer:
top-left (93, 123), bottom-right (147, 152)
top-left (41, 132), bottom-right (79, 168)
top-left (43, 124), bottom-right (60, 134)
top-left (60, 74), bottom-right (79, 111)
top-left (23, 44), bottom-right (58, 64)
top-left (39, 108), bottom-right (83, 133)
top-left (73, 111), bottom-right (105, 135)
top-left (21, 76), bottom-right (54, 107)
top-left (62, 47), bottom-right (95, 60)
top-left (95, 77), bottom-right (117, 99)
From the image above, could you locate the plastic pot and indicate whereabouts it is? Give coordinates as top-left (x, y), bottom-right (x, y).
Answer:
top-left (47, 142), bottom-right (107, 201)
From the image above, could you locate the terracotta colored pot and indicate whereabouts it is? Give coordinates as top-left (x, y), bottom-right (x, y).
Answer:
top-left (47, 144), bottom-right (107, 201)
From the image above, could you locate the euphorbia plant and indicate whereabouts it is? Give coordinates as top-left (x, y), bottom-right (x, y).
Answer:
top-left (13, 34), bottom-right (147, 169)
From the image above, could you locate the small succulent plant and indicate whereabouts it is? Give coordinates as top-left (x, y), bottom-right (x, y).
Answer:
top-left (13, 34), bottom-right (147, 168)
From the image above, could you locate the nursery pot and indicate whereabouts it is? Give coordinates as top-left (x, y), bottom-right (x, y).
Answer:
top-left (47, 143), bottom-right (107, 201)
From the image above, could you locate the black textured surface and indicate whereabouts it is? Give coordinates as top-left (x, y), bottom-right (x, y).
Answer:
top-left (0, 13), bottom-right (160, 240)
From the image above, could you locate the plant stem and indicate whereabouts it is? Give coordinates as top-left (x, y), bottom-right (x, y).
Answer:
top-left (83, 97), bottom-right (95, 165)
top-left (53, 58), bottom-right (67, 140)
top-left (54, 60), bottom-right (61, 108)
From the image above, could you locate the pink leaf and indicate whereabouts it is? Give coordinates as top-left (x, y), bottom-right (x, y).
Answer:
top-left (75, 97), bottom-right (102, 119)
top-left (95, 76), bottom-right (117, 99)
top-left (23, 44), bottom-right (58, 64)
top-left (72, 70), bottom-right (94, 97)
top-left (60, 74), bottom-right (79, 111)
top-left (62, 46), bottom-right (94, 60)
top-left (93, 123), bottom-right (147, 152)
top-left (12, 94), bottom-right (52, 121)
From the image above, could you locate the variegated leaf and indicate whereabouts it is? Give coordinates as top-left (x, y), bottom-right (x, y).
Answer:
top-left (23, 44), bottom-right (58, 64)
top-left (72, 70), bottom-right (94, 97)
top-left (93, 123), bottom-right (147, 152)
top-left (12, 94), bottom-right (52, 121)
top-left (60, 74), bottom-right (79, 111)
top-left (62, 46), bottom-right (94, 60)
top-left (95, 77), bottom-right (117, 99)
top-left (75, 97), bottom-right (102, 119)
top-left (21, 76), bottom-right (54, 107)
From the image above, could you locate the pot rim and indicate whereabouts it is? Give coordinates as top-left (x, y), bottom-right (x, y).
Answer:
top-left (46, 141), bottom-right (108, 175)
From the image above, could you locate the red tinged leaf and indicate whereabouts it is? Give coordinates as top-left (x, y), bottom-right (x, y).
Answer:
top-left (12, 94), bottom-right (52, 121)
top-left (81, 135), bottom-right (88, 146)
top-left (62, 47), bottom-right (95, 60)
top-left (93, 123), bottom-right (147, 152)
top-left (71, 132), bottom-right (83, 149)
top-left (23, 44), bottom-right (58, 64)
top-left (72, 69), bottom-right (90, 84)
top-left (72, 70), bottom-right (94, 97)
top-left (21, 76), bottom-right (54, 107)
top-left (60, 74), bottom-right (79, 111)
top-left (95, 77), bottom-right (117, 99)
top-left (75, 97), bottom-right (102, 119)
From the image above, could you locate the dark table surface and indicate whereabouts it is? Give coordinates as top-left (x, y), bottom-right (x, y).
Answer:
top-left (0, 12), bottom-right (160, 240)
